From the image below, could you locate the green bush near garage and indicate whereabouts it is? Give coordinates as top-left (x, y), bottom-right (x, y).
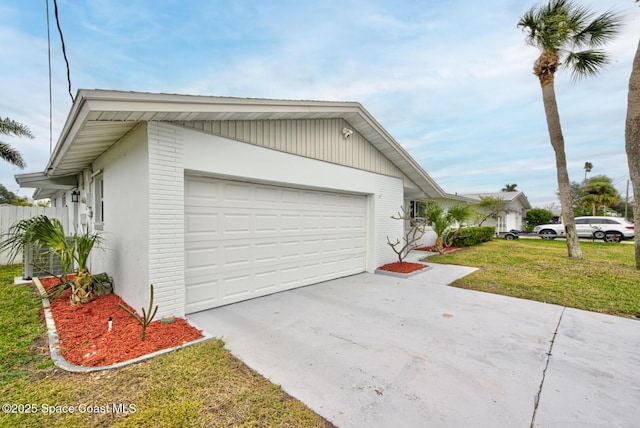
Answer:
top-left (450, 226), bottom-right (495, 247)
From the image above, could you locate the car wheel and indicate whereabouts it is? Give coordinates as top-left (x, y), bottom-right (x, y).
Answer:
top-left (539, 229), bottom-right (557, 240)
top-left (604, 232), bottom-right (622, 243)
top-left (593, 230), bottom-right (606, 240)
top-left (505, 233), bottom-right (515, 240)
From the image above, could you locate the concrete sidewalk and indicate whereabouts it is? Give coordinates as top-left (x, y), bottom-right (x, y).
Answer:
top-left (188, 262), bottom-right (640, 427)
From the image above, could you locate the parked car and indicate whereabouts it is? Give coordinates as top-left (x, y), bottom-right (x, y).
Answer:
top-left (533, 216), bottom-right (635, 242)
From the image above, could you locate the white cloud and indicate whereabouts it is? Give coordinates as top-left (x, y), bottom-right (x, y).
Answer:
top-left (0, 0), bottom-right (638, 206)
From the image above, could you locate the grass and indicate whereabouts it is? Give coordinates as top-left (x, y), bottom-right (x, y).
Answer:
top-left (0, 265), bottom-right (333, 427)
top-left (0, 264), bottom-right (49, 384)
top-left (427, 239), bottom-right (640, 317)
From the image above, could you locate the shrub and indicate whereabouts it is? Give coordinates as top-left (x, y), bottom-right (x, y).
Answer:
top-left (451, 226), bottom-right (495, 247)
top-left (525, 208), bottom-right (553, 232)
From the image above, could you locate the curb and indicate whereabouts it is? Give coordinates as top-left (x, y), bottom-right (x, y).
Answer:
top-left (32, 277), bottom-right (215, 373)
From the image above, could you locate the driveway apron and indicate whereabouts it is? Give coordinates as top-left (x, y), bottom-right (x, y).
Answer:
top-left (188, 263), bottom-right (640, 427)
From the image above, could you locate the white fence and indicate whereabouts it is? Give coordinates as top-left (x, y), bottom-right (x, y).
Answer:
top-left (0, 205), bottom-right (69, 265)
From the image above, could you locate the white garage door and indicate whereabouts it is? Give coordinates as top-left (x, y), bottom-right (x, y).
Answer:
top-left (184, 176), bottom-right (367, 313)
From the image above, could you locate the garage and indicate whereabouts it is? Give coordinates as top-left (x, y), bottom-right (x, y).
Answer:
top-left (184, 175), bottom-right (367, 313)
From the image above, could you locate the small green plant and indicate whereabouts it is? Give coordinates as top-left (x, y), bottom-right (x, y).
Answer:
top-left (118, 284), bottom-right (158, 341)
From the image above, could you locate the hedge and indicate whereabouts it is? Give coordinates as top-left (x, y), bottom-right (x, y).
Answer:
top-left (450, 226), bottom-right (496, 247)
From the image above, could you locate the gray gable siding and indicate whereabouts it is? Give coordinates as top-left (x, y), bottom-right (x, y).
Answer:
top-left (178, 118), bottom-right (419, 191)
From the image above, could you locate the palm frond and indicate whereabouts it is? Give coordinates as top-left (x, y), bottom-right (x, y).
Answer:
top-left (572, 10), bottom-right (622, 48)
top-left (0, 117), bottom-right (34, 138)
top-left (517, 9), bottom-right (540, 46)
top-left (0, 142), bottom-right (26, 168)
top-left (564, 50), bottom-right (609, 80)
top-left (73, 228), bottom-right (102, 271)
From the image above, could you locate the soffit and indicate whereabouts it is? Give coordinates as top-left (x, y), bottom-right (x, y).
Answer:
top-left (44, 90), bottom-right (445, 199)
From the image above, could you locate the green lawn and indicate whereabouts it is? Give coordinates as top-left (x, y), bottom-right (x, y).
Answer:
top-left (428, 239), bottom-right (640, 317)
top-left (0, 265), bottom-right (333, 427)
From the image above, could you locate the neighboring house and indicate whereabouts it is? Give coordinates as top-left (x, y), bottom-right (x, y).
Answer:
top-left (16, 89), bottom-right (458, 317)
top-left (462, 191), bottom-right (532, 232)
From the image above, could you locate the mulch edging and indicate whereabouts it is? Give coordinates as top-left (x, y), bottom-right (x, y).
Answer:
top-left (32, 277), bottom-right (213, 373)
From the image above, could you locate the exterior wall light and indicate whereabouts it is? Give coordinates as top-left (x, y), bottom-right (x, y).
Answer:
top-left (71, 190), bottom-right (80, 203)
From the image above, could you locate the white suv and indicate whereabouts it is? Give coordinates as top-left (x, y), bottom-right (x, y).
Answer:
top-left (533, 216), bottom-right (635, 242)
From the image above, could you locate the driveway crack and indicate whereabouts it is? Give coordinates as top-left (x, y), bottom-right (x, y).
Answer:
top-left (530, 307), bottom-right (565, 428)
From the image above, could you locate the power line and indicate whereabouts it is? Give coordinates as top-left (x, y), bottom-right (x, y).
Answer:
top-left (46, 0), bottom-right (52, 154)
top-left (52, 0), bottom-right (74, 103)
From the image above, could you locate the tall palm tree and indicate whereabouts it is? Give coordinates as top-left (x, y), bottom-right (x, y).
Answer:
top-left (502, 183), bottom-right (518, 192)
top-left (518, 0), bottom-right (621, 259)
top-left (583, 161), bottom-right (593, 183)
top-left (626, 1), bottom-right (640, 269)
top-left (0, 117), bottom-right (34, 168)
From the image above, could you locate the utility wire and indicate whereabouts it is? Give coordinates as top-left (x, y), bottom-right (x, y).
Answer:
top-left (53, 0), bottom-right (74, 103)
top-left (46, 0), bottom-right (53, 154)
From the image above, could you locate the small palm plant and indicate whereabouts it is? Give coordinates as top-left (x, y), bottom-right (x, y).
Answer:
top-left (0, 215), bottom-right (74, 282)
top-left (0, 215), bottom-right (102, 304)
top-left (70, 227), bottom-right (102, 304)
top-left (425, 202), bottom-right (471, 253)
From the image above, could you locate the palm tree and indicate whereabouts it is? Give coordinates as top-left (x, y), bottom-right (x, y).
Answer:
top-left (424, 202), bottom-right (471, 253)
top-left (583, 161), bottom-right (593, 183)
top-left (518, 0), bottom-right (621, 259)
top-left (626, 1), bottom-right (640, 269)
top-left (0, 117), bottom-right (34, 168)
top-left (580, 176), bottom-right (618, 216)
top-left (502, 184), bottom-right (518, 192)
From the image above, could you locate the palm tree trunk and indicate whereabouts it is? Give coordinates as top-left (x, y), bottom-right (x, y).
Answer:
top-left (626, 39), bottom-right (640, 269)
top-left (540, 78), bottom-right (582, 259)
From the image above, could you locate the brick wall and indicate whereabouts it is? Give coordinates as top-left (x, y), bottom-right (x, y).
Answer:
top-left (147, 122), bottom-right (186, 317)
top-left (374, 174), bottom-right (404, 267)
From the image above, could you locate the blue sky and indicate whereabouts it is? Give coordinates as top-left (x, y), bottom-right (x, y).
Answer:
top-left (1, 0), bottom-right (639, 207)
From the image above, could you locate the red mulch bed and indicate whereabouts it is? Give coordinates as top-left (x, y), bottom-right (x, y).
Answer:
top-left (39, 277), bottom-right (203, 367)
top-left (377, 261), bottom-right (429, 274)
top-left (413, 245), bottom-right (461, 253)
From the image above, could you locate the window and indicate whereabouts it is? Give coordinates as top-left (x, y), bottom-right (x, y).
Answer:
top-left (95, 175), bottom-right (104, 224)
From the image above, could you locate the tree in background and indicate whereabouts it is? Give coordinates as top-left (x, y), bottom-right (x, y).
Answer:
top-left (626, 0), bottom-right (640, 269)
top-left (502, 183), bottom-right (518, 192)
top-left (580, 176), bottom-right (619, 216)
top-left (518, 0), bottom-right (621, 259)
top-left (474, 196), bottom-right (507, 226)
top-left (0, 184), bottom-right (35, 206)
top-left (0, 117), bottom-right (33, 168)
top-left (583, 161), bottom-right (593, 183)
top-left (525, 208), bottom-right (554, 232)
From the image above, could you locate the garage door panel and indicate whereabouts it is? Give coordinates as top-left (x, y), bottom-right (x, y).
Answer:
top-left (222, 273), bottom-right (252, 298)
top-left (185, 176), bottom-right (366, 313)
top-left (255, 214), bottom-right (279, 233)
top-left (186, 279), bottom-right (220, 308)
top-left (185, 247), bottom-right (219, 270)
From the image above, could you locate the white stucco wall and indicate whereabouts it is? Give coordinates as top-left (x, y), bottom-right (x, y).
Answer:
top-left (91, 123), bottom-right (150, 313)
top-left (180, 125), bottom-right (403, 271)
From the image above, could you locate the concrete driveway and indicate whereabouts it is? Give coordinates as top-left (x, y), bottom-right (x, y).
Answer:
top-left (188, 263), bottom-right (640, 427)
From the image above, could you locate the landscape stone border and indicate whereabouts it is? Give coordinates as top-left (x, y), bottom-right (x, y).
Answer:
top-left (375, 263), bottom-right (433, 278)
